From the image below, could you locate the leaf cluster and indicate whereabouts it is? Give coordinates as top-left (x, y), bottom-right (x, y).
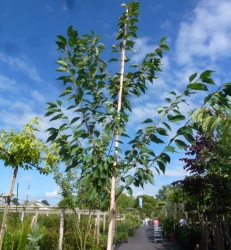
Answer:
top-left (0, 117), bottom-right (59, 174)
top-left (45, 2), bottom-right (227, 203)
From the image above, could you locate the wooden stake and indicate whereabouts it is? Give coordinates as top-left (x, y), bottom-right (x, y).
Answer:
top-left (0, 166), bottom-right (18, 250)
top-left (58, 207), bottom-right (65, 250)
top-left (107, 7), bottom-right (128, 250)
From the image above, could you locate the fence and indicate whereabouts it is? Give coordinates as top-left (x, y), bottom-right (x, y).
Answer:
top-left (186, 207), bottom-right (231, 250)
top-left (0, 206), bottom-right (125, 249)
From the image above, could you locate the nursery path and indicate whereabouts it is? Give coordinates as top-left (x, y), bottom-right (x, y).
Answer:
top-left (116, 224), bottom-right (179, 250)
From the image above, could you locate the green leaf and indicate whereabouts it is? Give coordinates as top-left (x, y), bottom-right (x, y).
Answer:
top-left (174, 139), bottom-right (187, 150)
top-left (125, 175), bottom-right (134, 185)
top-left (59, 88), bottom-right (73, 97)
top-left (88, 187), bottom-right (97, 200)
top-left (116, 185), bottom-right (124, 195)
top-left (46, 131), bottom-right (59, 143)
top-left (177, 126), bottom-right (193, 135)
top-left (183, 133), bottom-right (195, 145)
top-left (166, 146), bottom-right (175, 153)
top-left (44, 109), bottom-right (61, 117)
top-left (109, 58), bottom-right (119, 62)
top-left (57, 35), bottom-right (67, 44)
top-left (146, 174), bottom-right (154, 185)
top-left (70, 117), bottom-right (80, 124)
top-left (50, 114), bottom-right (65, 122)
top-left (204, 93), bottom-right (213, 104)
top-left (160, 153), bottom-right (170, 164)
top-left (126, 186), bottom-right (133, 196)
top-left (150, 134), bottom-right (164, 144)
top-left (57, 100), bottom-right (62, 106)
top-left (167, 115), bottom-right (186, 122)
top-left (200, 70), bottom-right (215, 79)
top-left (57, 60), bottom-right (68, 67)
top-left (160, 44), bottom-right (169, 51)
top-left (187, 83), bottom-right (208, 91)
top-left (57, 67), bottom-right (67, 72)
top-left (156, 128), bottom-right (168, 136)
top-left (67, 25), bottom-right (73, 37)
top-left (189, 72), bottom-right (197, 82)
top-left (160, 37), bottom-right (166, 43)
top-left (158, 107), bottom-right (165, 113)
top-left (116, 29), bottom-right (124, 40)
top-left (162, 122), bottom-right (172, 131)
top-left (157, 161), bottom-right (165, 173)
top-left (107, 155), bottom-right (113, 164)
top-left (142, 118), bottom-right (153, 124)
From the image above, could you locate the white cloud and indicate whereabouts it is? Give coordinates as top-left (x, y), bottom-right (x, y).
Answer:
top-left (176, 0), bottom-right (231, 65)
top-left (130, 37), bottom-right (157, 63)
top-left (21, 176), bottom-right (32, 181)
top-left (164, 166), bottom-right (187, 178)
top-left (161, 20), bottom-right (172, 30)
top-left (0, 53), bottom-right (41, 82)
top-left (31, 90), bottom-right (45, 103)
top-left (45, 190), bottom-right (59, 197)
top-left (0, 75), bottom-right (17, 93)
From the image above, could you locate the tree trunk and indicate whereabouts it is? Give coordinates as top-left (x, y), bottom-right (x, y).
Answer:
top-left (106, 6), bottom-right (128, 249)
top-left (58, 207), bottom-right (65, 250)
top-left (0, 165), bottom-right (18, 250)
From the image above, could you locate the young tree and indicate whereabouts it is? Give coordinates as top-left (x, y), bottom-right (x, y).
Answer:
top-left (0, 117), bottom-right (59, 249)
top-left (45, 2), bottom-right (226, 249)
top-left (11, 198), bottom-right (20, 206)
top-left (41, 200), bottom-right (50, 206)
top-left (172, 132), bottom-right (231, 210)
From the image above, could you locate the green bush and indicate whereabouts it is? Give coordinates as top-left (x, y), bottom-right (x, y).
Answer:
top-left (174, 226), bottom-right (201, 250)
top-left (3, 215), bottom-right (33, 250)
top-left (162, 217), bottom-right (175, 236)
top-left (37, 215), bottom-right (59, 250)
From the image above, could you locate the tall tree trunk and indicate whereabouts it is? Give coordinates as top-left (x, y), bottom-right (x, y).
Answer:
top-left (0, 165), bottom-right (18, 250)
top-left (106, 8), bottom-right (128, 250)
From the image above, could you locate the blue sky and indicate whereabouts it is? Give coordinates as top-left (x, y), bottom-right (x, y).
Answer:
top-left (1, 0), bottom-right (231, 205)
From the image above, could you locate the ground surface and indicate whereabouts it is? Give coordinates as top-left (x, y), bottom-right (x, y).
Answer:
top-left (115, 224), bottom-right (179, 250)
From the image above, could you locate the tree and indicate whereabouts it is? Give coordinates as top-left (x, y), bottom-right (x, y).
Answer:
top-left (192, 83), bottom-right (231, 146)
top-left (57, 197), bottom-right (70, 207)
top-left (11, 198), bottom-right (20, 206)
top-left (172, 132), bottom-right (231, 210)
top-left (134, 195), bottom-right (156, 217)
top-left (41, 200), bottom-right (50, 206)
top-left (45, 2), bottom-right (226, 249)
top-left (116, 193), bottom-right (135, 213)
top-left (155, 185), bottom-right (184, 220)
top-left (0, 117), bottom-right (59, 249)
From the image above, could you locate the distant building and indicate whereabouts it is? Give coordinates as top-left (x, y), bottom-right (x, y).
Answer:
top-left (27, 200), bottom-right (50, 209)
top-left (0, 197), bottom-right (5, 206)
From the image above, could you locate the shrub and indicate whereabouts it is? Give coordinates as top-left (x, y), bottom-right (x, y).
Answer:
top-left (174, 226), bottom-right (201, 250)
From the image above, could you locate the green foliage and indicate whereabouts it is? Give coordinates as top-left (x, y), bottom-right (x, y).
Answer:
top-left (192, 83), bottom-right (231, 146)
top-left (117, 193), bottom-right (135, 213)
top-left (2, 213), bottom-right (33, 250)
top-left (45, 2), bottom-right (219, 206)
top-left (11, 198), bottom-right (20, 206)
top-left (174, 226), bottom-right (201, 250)
top-left (162, 217), bottom-right (175, 236)
top-left (41, 200), bottom-right (50, 206)
top-left (0, 117), bottom-right (59, 174)
top-left (114, 218), bottom-right (140, 244)
top-left (155, 185), bottom-right (184, 220)
top-left (45, 2), bottom-right (230, 247)
top-left (25, 224), bottom-right (43, 250)
top-left (175, 133), bottom-right (231, 210)
top-left (134, 195), bottom-right (156, 218)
